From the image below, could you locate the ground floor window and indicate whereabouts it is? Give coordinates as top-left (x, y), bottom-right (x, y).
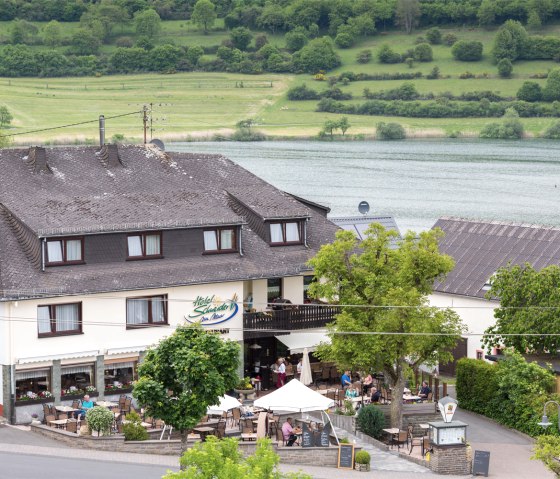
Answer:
top-left (15, 369), bottom-right (52, 401)
top-left (104, 361), bottom-right (137, 391)
top-left (61, 364), bottom-right (95, 396)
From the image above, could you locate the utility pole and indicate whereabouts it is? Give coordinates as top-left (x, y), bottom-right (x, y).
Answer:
top-left (142, 105), bottom-right (149, 144)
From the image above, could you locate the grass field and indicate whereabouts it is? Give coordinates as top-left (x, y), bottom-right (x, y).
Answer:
top-left (2, 22), bottom-right (560, 143)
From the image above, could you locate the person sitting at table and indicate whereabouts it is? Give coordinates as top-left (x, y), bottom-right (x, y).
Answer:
top-left (418, 381), bottom-right (431, 399)
top-left (282, 417), bottom-right (299, 446)
top-left (345, 386), bottom-right (358, 398)
top-left (362, 374), bottom-right (373, 394)
top-left (74, 394), bottom-right (94, 419)
top-left (370, 387), bottom-right (381, 403)
top-left (341, 370), bottom-right (352, 389)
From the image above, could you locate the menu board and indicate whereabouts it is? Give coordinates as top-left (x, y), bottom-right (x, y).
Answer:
top-left (318, 423), bottom-right (331, 447)
top-left (301, 424), bottom-right (313, 448)
top-left (473, 450), bottom-right (490, 477)
top-left (337, 444), bottom-right (355, 469)
top-left (437, 426), bottom-right (465, 445)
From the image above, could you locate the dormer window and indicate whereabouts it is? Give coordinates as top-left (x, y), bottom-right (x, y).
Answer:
top-left (203, 227), bottom-right (237, 253)
top-left (270, 221), bottom-right (302, 245)
top-left (46, 237), bottom-right (84, 266)
top-left (127, 232), bottom-right (162, 259)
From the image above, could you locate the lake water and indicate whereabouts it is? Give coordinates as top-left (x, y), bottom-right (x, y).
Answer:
top-left (168, 140), bottom-right (560, 232)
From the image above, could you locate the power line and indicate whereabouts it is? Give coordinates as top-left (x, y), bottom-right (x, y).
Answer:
top-left (0, 110), bottom-right (143, 138)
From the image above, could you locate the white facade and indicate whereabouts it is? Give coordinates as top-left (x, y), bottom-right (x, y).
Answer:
top-left (429, 292), bottom-right (498, 360)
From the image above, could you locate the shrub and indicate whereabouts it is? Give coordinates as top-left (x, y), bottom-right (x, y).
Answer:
top-left (123, 412), bottom-right (149, 441)
top-left (459, 71), bottom-right (475, 79)
top-left (443, 33), bottom-right (458, 46)
top-left (287, 84), bottom-right (320, 101)
top-left (427, 66), bottom-right (440, 79)
top-left (534, 436), bottom-right (560, 476)
top-left (335, 32), bottom-right (354, 49)
top-left (492, 20), bottom-right (528, 62)
top-left (322, 87), bottom-right (352, 100)
top-left (452, 40), bottom-right (483, 61)
top-left (285, 29), bottom-right (308, 52)
top-left (541, 121), bottom-right (560, 139)
top-left (414, 43), bottom-right (433, 62)
top-left (414, 36), bottom-right (427, 45)
top-left (517, 82), bottom-right (543, 101)
top-left (292, 37), bottom-right (341, 73)
top-left (230, 27), bottom-right (253, 51)
top-left (116, 36), bottom-right (134, 48)
top-left (405, 57), bottom-right (414, 68)
top-left (363, 82), bottom-right (419, 101)
top-left (135, 36), bottom-right (154, 50)
top-left (377, 44), bottom-right (401, 64)
top-left (254, 34), bottom-right (268, 50)
top-left (376, 122), bottom-right (406, 140)
top-left (356, 405), bottom-right (385, 438)
top-left (86, 406), bottom-right (114, 436)
top-left (480, 108), bottom-right (524, 139)
top-left (542, 68), bottom-right (560, 101)
top-left (357, 50), bottom-right (372, 64)
top-left (426, 27), bottom-right (442, 45)
top-left (355, 450), bottom-right (371, 465)
top-left (497, 58), bottom-right (513, 78)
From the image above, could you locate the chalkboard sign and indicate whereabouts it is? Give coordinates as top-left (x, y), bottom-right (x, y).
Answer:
top-left (337, 444), bottom-right (355, 469)
top-left (318, 423), bottom-right (332, 447)
top-left (473, 450), bottom-right (490, 477)
top-left (301, 424), bottom-right (313, 448)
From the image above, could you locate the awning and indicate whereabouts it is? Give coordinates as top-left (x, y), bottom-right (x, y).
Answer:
top-left (275, 332), bottom-right (330, 354)
top-left (17, 350), bottom-right (100, 365)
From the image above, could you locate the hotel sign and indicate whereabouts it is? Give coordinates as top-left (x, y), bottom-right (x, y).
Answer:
top-left (185, 294), bottom-right (239, 326)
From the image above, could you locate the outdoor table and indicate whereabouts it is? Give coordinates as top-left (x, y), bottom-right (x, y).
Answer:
top-left (193, 426), bottom-right (216, 442)
top-left (96, 401), bottom-right (118, 408)
top-left (382, 427), bottom-right (400, 448)
top-left (403, 394), bottom-right (421, 403)
top-left (55, 406), bottom-right (79, 419)
top-left (50, 419), bottom-right (68, 429)
top-left (419, 423), bottom-right (430, 435)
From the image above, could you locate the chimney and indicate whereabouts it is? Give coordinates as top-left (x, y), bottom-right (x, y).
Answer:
top-left (99, 115), bottom-right (105, 146)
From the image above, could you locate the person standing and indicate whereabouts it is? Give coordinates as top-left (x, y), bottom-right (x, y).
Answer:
top-left (277, 358), bottom-right (286, 388)
top-left (341, 370), bottom-right (352, 388)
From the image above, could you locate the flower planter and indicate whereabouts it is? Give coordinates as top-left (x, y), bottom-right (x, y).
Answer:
top-left (234, 388), bottom-right (254, 401)
top-left (355, 463), bottom-right (370, 472)
top-left (61, 392), bottom-right (99, 401)
top-left (15, 397), bottom-right (53, 406)
top-left (104, 387), bottom-right (132, 396)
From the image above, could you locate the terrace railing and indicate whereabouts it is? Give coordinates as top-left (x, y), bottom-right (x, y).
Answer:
top-left (243, 305), bottom-right (341, 339)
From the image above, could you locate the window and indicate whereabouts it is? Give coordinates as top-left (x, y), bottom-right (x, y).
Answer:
top-left (303, 275), bottom-right (316, 302)
top-left (476, 350), bottom-right (483, 360)
top-left (61, 364), bottom-right (94, 395)
top-left (37, 303), bottom-right (82, 337)
top-left (127, 232), bottom-right (162, 259)
top-left (267, 278), bottom-right (282, 304)
top-left (15, 369), bottom-right (51, 401)
top-left (203, 227), bottom-right (237, 253)
top-left (45, 237), bottom-right (83, 265)
top-left (104, 360), bottom-right (137, 390)
top-left (481, 272), bottom-right (496, 292)
top-left (126, 295), bottom-right (167, 328)
top-left (269, 221), bottom-right (302, 245)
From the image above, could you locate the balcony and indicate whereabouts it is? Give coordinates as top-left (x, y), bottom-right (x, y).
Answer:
top-left (243, 305), bottom-right (341, 340)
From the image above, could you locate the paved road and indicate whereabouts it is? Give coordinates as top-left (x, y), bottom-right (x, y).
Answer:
top-left (0, 452), bottom-right (174, 479)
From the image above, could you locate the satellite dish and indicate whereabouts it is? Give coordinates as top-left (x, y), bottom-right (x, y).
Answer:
top-left (150, 139), bottom-right (165, 151)
top-left (358, 201), bottom-right (370, 215)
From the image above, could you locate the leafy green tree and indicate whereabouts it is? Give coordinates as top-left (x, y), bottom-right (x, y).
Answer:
top-left (482, 263), bottom-right (560, 354)
top-left (376, 121), bottom-right (406, 140)
top-left (395, 0), bottom-right (420, 34)
top-left (43, 20), bottom-right (62, 47)
top-left (338, 116), bottom-right (350, 135)
top-left (377, 43), bottom-right (401, 63)
top-left (86, 406), bottom-right (114, 436)
top-left (67, 29), bottom-right (101, 55)
top-left (285, 27), bottom-right (308, 52)
top-left (230, 27), bottom-right (253, 51)
top-left (284, 0), bottom-right (322, 30)
top-left (335, 31), bottom-right (354, 48)
top-left (480, 107), bottom-right (524, 139)
top-left (0, 106), bottom-right (13, 128)
top-left (348, 14), bottom-right (376, 37)
top-left (357, 49), bottom-right (372, 63)
top-left (192, 0), bottom-right (217, 34)
top-left (492, 20), bottom-right (529, 62)
top-left (135, 36), bottom-right (154, 50)
top-left (309, 225), bottom-right (464, 427)
top-left (186, 45), bottom-right (204, 66)
top-left (451, 40), bottom-right (483, 61)
top-left (426, 27), bottom-right (442, 44)
top-left (530, 0), bottom-right (553, 23)
top-left (292, 37), bottom-right (341, 73)
top-left (134, 9), bottom-right (161, 39)
top-left (80, 1), bottom-right (129, 42)
top-left (477, 0), bottom-right (496, 26)
top-left (254, 34), bottom-right (268, 50)
top-left (497, 58), bottom-right (513, 77)
top-left (321, 119), bottom-right (339, 138)
top-left (543, 68), bottom-right (560, 101)
top-left (413, 43), bottom-right (432, 62)
top-left (517, 81), bottom-right (543, 102)
top-left (258, 4), bottom-right (285, 34)
top-left (527, 10), bottom-right (542, 30)
top-left (148, 44), bottom-right (183, 71)
top-left (10, 19), bottom-right (38, 45)
top-left (133, 325), bottom-right (240, 454)
top-left (541, 121), bottom-right (560, 139)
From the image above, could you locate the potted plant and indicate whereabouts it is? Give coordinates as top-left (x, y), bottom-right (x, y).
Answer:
top-left (30, 413), bottom-right (41, 425)
top-left (234, 377), bottom-right (254, 401)
top-left (355, 450), bottom-right (371, 472)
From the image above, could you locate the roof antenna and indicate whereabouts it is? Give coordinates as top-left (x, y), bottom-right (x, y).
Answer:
top-left (99, 115), bottom-right (105, 146)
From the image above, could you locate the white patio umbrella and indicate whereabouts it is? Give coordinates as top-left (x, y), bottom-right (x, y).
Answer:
top-left (300, 347), bottom-right (313, 386)
top-left (207, 394), bottom-right (242, 415)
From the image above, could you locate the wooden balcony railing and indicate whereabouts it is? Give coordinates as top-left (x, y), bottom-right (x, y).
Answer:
top-left (243, 305), bottom-right (341, 339)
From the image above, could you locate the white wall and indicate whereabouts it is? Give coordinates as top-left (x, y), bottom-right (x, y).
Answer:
top-left (283, 276), bottom-right (303, 305)
top-left (429, 292), bottom-right (498, 360)
top-left (252, 279), bottom-right (267, 311)
top-left (9, 281), bottom-right (244, 365)
top-left (0, 301), bottom-right (7, 365)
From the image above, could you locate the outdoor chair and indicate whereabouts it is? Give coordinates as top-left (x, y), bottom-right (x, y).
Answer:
top-left (121, 397), bottom-right (132, 414)
top-left (45, 414), bottom-right (56, 427)
top-left (409, 431), bottom-right (424, 455)
top-left (66, 420), bottom-right (78, 434)
top-left (320, 368), bottom-right (330, 385)
top-left (231, 407), bottom-right (241, 429)
top-left (275, 426), bottom-right (286, 446)
top-left (215, 420), bottom-right (226, 439)
top-left (241, 420), bottom-right (257, 441)
top-left (42, 404), bottom-right (50, 422)
top-left (71, 400), bottom-right (80, 410)
top-left (119, 395), bottom-right (127, 410)
top-left (423, 392), bottom-right (433, 403)
top-left (392, 430), bottom-right (408, 450)
top-left (329, 367), bottom-right (339, 384)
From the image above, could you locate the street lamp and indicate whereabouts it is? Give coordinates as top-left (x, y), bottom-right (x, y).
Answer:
top-left (538, 400), bottom-right (560, 431)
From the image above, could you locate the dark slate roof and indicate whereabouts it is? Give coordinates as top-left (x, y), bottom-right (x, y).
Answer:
top-left (433, 217), bottom-right (560, 299)
top-left (0, 145), bottom-right (339, 300)
top-left (330, 215), bottom-right (401, 240)
top-left (227, 186), bottom-right (310, 220)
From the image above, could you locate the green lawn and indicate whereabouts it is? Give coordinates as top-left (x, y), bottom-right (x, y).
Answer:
top-left (2, 22), bottom-right (560, 142)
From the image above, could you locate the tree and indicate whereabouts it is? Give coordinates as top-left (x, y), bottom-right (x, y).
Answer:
top-left (480, 107), bottom-right (524, 139)
top-left (527, 10), bottom-right (542, 30)
top-left (230, 27), bottom-right (253, 51)
top-left (426, 27), bottom-right (442, 45)
top-left (285, 27), bottom-right (308, 52)
top-left (543, 68), bottom-right (560, 101)
top-left (376, 121), bottom-right (406, 140)
top-left (10, 19), bottom-right (38, 45)
top-left (0, 106), bottom-right (13, 128)
top-left (43, 20), bottom-right (62, 47)
top-left (258, 4), bottom-right (285, 34)
top-left (192, 0), bottom-right (217, 34)
top-left (492, 20), bottom-right (529, 62)
top-left (133, 325), bottom-right (240, 455)
top-left (68, 29), bottom-right (101, 55)
top-left (497, 58), bottom-right (513, 78)
top-left (413, 43), bottom-right (432, 62)
top-left (395, 0), bottom-right (420, 34)
top-left (292, 37), bottom-right (341, 73)
top-left (309, 226), bottom-right (464, 428)
top-left (377, 43), bottom-right (401, 63)
top-left (80, 1), bottom-right (129, 42)
top-left (517, 81), bottom-right (543, 102)
top-left (338, 116), bottom-right (350, 135)
top-left (186, 45), bottom-right (204, 66)
top-left (477, 0), bottom-right (496, 26)
top-left (321, 119), bottom-right (339, 138)
top-left (482, 264), bottom-right (560, 354)
top-left (451, 40), bottom-right (483, 61)
top-left (134, 9), bottom-right (161, 39)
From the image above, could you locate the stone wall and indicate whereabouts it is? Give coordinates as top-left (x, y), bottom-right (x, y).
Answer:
top-left (428, 444), bottom-right (472, 475)
top-left (30, 424), bottom-right (351, 465)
